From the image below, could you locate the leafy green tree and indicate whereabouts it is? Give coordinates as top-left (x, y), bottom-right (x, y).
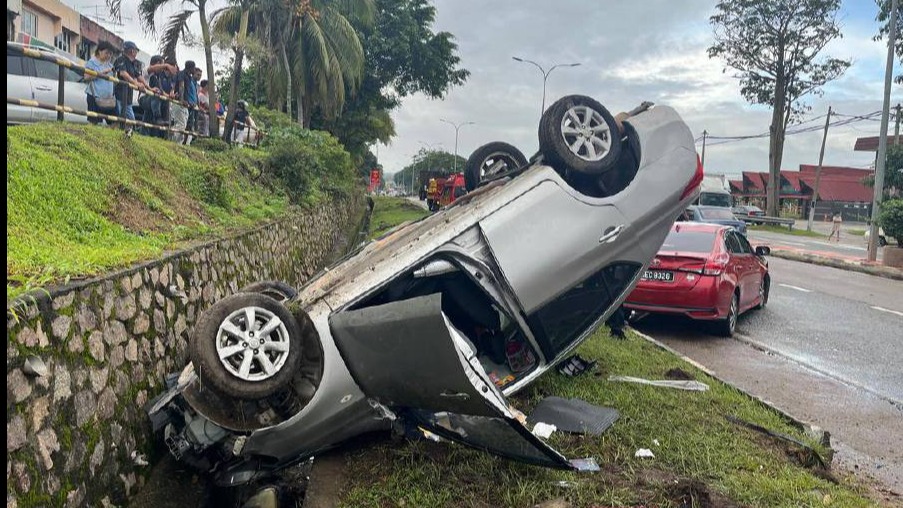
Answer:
top-left (708, 0), bottom-right (851, 216)
top-left (878, 199), bottom-right (903, 246)
top-left (112, 0), bottom-right (221, 136)
top-left (865, 144), bottom-right (903, 197)
top-left (875, 0), bottom-right (903, 83)
top-left (313, 0), bottom-right (468, 165)
top-left (393, 149), bottom-right (466, 191)
top-left (214, 0), bottom-right (374, 129)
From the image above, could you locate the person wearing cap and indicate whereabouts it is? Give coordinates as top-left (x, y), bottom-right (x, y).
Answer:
top-left (113, 41), bottom-right (147, 130)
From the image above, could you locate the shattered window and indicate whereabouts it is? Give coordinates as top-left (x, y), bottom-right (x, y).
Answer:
top-left (527, 263), bottom-right (640, 357)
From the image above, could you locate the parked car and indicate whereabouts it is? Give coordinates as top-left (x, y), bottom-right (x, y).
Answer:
top-left (863, 227), bottom-right (890, 247)
top-left (7, 41), bottom-right (144, 124)
top-left (147, 95), bottom-right (702, 486)
top-left (7, 42), bottom-right (89, 124)
top-left (682, 205), bottom-right (748, 235)
top-left (733, 205), bottom-right (765, 224)
top-left (624, 222), bottom-right (770, 336)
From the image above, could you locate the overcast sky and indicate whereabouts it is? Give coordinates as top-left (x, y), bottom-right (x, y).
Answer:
top-left (71, 0), bottom-right (899, 181)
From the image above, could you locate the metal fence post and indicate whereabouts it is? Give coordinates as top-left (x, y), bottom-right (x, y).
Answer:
top-left (57, 65), bottom-right (65, 122)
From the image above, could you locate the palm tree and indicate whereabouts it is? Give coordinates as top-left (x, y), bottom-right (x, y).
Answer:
top-left (108, 0), bottom-right (222, 137)
top-left (213, 0), bottom-right (374, 128)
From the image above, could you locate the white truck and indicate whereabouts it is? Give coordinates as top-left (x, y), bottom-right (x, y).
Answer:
top-left (696, 174), bottom-right (733, 208)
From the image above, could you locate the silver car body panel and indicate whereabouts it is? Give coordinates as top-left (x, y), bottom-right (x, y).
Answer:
top-left (241, 300), bottom-right (386, 459)
top-left (150, 103), bottom-right (699, 476)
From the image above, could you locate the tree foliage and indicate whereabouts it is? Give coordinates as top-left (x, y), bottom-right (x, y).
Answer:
top-left (878, 199), bottom-right (903, 246)
top-left (865, 143), bottom-right (903, 197)
top-left (875, 0), bottom-right (903, 83)
top-left (392, 149), bottom-right (466, 189)
top-left (312, 0), bottom-right (469, 165)
top-left (708, 0), bottom-right (850, 215)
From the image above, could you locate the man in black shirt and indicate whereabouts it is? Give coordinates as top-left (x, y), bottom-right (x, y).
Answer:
top-left (113, 41), bottom-right (147, 129)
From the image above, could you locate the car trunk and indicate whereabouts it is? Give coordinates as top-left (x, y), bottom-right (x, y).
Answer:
top-left (642, 253), bottom-right (708, 290)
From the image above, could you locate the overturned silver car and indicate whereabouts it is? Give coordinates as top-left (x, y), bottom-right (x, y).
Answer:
top-left (148, 95), bottom-right (702, 485)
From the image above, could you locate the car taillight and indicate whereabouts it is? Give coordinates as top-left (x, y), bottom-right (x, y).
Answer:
top-left (703, 253), bottom-right (730, 276)
top-left (680, 154), bottom-right (705, 200)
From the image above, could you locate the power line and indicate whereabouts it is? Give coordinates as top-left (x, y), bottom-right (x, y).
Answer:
top-left (697, 110), bottom-right (882, 146)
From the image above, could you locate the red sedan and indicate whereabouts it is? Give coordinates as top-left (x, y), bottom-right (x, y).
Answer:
top-left (624, 222), bottom-right (770, 336)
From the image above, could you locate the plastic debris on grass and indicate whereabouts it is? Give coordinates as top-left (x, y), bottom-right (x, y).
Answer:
top-left (634, 448), bottom-right (655, 459)
top-left (532, 422), bottom-right (557, 439)
top-left (609, 375), bottom-right (709, 391)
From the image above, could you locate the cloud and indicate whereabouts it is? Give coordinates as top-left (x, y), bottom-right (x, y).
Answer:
top-left (381, 0), bottom-right (899, 184)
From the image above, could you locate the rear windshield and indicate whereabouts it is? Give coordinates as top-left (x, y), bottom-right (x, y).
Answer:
top-left (699, 193), bottom-right (732, 207)
top-left (698, 208), bottom-right (734, 220)
top-left (660, 229), bottom-right (716, 253)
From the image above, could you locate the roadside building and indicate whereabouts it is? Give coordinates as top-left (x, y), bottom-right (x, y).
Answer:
top-left (77, 14), bottom-right (121, 62)
top-left (8, 0), bottom-right (20, 40)
top-left (12, 0), bottom-right (80, 54)
top-left (730, 166), bottom-right (874, 221)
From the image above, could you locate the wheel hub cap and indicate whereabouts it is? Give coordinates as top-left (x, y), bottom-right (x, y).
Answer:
top-left (216, 306), bottom-right (291, 382)
top-left (560, 105), bottom-right (612, 162)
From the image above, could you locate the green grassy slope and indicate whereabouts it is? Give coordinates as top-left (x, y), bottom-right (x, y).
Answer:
top-left (7, 123), bottom-right (288, 300)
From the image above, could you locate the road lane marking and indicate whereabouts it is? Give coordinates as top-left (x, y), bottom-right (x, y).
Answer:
top-left (777, 240), bottom-right (807, 247)
top-left (871, 306), bottom-right (903, 317)
top-left (778, 283), bottom-right (811, 293)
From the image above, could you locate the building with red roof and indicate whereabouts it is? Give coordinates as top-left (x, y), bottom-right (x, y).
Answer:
top-left (731, 165), bottom-right (874, 221)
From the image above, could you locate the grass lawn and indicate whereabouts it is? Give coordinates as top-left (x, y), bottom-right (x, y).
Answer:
top-left (848, 229), bottom-right (867, 237)
top-left (337, 329), bottom-right (878, 508)
top-left (368, 196), bottom-right (430, 239)
top-left (748, 224), bottom-right (826, 238)
top-left (7, 123), bottom-right (288, 301)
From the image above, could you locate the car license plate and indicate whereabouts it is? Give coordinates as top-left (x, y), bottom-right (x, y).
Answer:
top-left (642, 270), bottom-right (674, 282)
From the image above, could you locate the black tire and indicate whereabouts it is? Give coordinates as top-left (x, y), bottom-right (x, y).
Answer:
top-left (464, 142), bottom-right (528, 191)
top-left (879, 236), bottom-right (888, 247)
top-left (190, 292), bottom-right (303, 400)
top-left (240, 281), bottom-right (298, 302)
top-left (539, 95), bottom-right (622, 175)
top-left (716, 293), bottom-right (739, 337)
top-left (756, 276), bottom-right (770, 310)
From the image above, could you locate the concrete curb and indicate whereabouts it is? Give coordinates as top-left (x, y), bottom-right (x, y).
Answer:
top-left (770, 250), bottom-right (903, 281)
top-left (629, 327), bottom-right (814, 431)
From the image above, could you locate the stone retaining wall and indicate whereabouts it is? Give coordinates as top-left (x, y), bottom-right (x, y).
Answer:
top-left (6, 194), bottom-right (368, 508)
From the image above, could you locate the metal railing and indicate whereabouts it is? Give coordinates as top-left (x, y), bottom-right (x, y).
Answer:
top-left (7, 42), bottom-right (265, 146)
top-left (735, 214), bottom-right (796, 230)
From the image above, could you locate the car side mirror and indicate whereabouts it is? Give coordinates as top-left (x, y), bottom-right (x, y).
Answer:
top-left (755, 246), bottom-right (770, 256)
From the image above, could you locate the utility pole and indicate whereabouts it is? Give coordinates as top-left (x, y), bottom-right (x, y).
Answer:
top-left (895, 103), bottom-right (901, 146)
top-left (868, 0), bottom-right (897, 262)
top-left (701, 130), bottom-right (708, 168)
top-left (807, 107), bottom-right (832, 232)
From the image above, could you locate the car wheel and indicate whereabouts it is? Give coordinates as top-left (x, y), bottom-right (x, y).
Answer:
top-left (879, 236), bottom-right (888, 247)
top-left (464, 142), bottom-right (528, 191)
top-left (538, 95), bottom-right (622, 175)
top-left (716, 293), bottom-right (739, 337)
top-left (190, 292), bottom-right (302, 400)
top-left (756, 276), bottom-right (769, 310)
top-left (240, 281), bottom-right (298, 303)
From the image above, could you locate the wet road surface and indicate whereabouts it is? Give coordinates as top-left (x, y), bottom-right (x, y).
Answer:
top-left (632, 257), bottom-right (903, 491)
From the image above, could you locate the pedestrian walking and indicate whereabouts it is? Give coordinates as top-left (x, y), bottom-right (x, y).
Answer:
top-left (84, 41), bottom-right (117, 125)
top-left (828, 212), bottom-right (843, 242)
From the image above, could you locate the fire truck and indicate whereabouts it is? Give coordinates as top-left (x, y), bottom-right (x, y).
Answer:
top-left (427, 173), bottom-right (467, 211)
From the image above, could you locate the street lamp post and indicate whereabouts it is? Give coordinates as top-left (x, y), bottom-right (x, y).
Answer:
top-left (512, 56), bottom-right (581, 116)
top-left (439, 120), bottom-right (474, 173)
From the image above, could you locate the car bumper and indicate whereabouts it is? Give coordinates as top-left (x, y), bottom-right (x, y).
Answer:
top-left (624, 276), bottom-right (728, 320)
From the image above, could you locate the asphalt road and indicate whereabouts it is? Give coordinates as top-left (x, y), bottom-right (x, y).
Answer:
top-left (747, 226), bottom-right (884, 262)
top-left (632, 257), bottom-right (903, 491)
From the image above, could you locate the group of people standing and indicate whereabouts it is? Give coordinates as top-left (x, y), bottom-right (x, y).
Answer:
top-left (82, 40), bottom-right (254, 144)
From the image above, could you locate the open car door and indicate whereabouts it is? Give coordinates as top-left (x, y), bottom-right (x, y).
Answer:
top-left (329, 294), bottom-right (574, 469)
